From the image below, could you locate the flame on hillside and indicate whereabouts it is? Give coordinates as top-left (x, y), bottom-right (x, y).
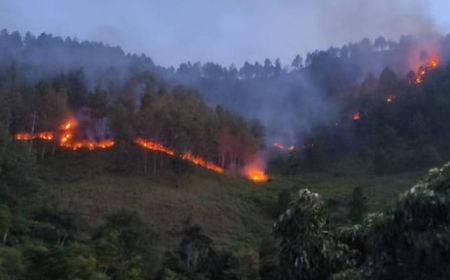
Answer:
top-left (15, 117), bottom-right (115, 150)
top-left (15, 132), bottom-right (54, 141)
top-left (273, 142), bottom-right (295, 152)
top-left (15, 117), bottom-right (274, 181)
top-left (414, 56), bottom-right (439, 85)
top-left (58, 118), bottom-right (115, 150)
top-left (241, 154), bottom-right (268, 183)
top-left (134, 137), bottom-right (224, 174)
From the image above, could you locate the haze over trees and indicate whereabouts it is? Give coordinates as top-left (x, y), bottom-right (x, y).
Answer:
top-left (1, 29), bottom-right (450, 279)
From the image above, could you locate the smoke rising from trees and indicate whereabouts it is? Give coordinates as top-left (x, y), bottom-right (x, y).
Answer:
top-left (0, 0), bottom-right (447, 66)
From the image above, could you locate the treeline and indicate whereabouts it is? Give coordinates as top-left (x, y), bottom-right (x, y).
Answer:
top-left (3, 29), bottom-right (450, 154)
top-left (1, 129), bottom-right (449, 279)
top-left (273, 162), bottom-right (450, 279)
top-left (0, 133), bottom-right (265, 279)
top-left (0, 64), bottom-right (263, 173)
top-left (170, 34), bottom-right (450, 149)
top-left (0, 29), bottom-right (157, 90)
top-left (279, 60), bottom-right (450, 174)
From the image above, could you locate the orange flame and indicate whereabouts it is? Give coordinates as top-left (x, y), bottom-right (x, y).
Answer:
top-left (134, 137), bottom-right (175, 156)
top-left (15, 133), bottom-right (34, 141)
top-left (15, 117), bottom-right (114, 150)
top-left (134, 137), bottom-right (224, 174)
top-left (273, 142), bottom-right (296, 152)
top-left (60, 139), bottom-right (115, 150)
top-left (243, 166), bottom-right (268, 183)
top-left (57, 118), bottom-right (114, 150)
top-left (242, 155), bottom-right (268, 183)
top-left (15, 132), bottom-right (54, 141)
top-left (414, 56), bottom-right (439, 85)
top-left (16, 118), bottom-right (271, 178)
top-left (386, 95), bottom-right (394, 104)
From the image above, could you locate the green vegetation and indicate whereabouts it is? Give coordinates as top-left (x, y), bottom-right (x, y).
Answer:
top-left (1, 30), bottom-right (450, 279)
top-left (275, 163), bottom-right (450, 279)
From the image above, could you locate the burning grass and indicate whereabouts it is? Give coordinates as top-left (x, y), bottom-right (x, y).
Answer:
top-left (134, 137), bottom-right (224, 174)
top-left (16, 118), bottom-right (271, 181)
top-left (15, 117), bottom-right (116, 151)
top-left (414, 56), bottom-right (439, 85)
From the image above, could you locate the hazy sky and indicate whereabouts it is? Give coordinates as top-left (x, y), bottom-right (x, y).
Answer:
top-left (1, 0), bottom-right (449, 66)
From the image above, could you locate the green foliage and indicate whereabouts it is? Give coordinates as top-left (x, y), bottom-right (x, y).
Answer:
top-left (227, 248), bottom-right (261, 280)
top-left (0, 246), bottom-right (23, 279)
top-left (88, 88), bottom-right (110, 119)
top-left (274, 189), bottom-right (354, 279)
top-left (94, 209), bottom-right (157, 279)
top-left (0, 204), bottom-right (11, 233)
top-left (272, 163), bottom-right (450, 279)
top-left (347, 187), bottom-right (367, 224)
top-left (359, 163), bottom-right (450, 279)
top-left (22, 243), bottom-right (107, 280)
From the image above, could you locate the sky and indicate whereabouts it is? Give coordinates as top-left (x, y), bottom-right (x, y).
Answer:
top-left (1, 0), bottom-right (449, 66)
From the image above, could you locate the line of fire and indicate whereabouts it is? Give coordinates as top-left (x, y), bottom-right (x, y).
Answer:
top-left (14, 113), bottom-right (269, 183)
top-left (348, 55), bottom-right (439, 124)
top-left (14, 55), bottom-right (440, 183)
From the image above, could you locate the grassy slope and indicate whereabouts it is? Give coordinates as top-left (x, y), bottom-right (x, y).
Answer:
top-left (41, 151), bottom-right (427, 250)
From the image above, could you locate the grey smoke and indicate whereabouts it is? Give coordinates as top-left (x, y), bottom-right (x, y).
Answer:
top-left (0, 0), bottom-right (447, 66)
top-left (0, 0), bottom-right (448, 148)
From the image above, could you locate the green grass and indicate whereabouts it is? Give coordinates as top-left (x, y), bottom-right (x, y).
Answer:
top-left (40, 152), bottom-right (430, 250)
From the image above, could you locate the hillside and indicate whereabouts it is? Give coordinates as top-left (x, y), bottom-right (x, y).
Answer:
top-left (39, 152), bottom-right (425, 249)
top-left (1, 29), bottom-right (450, 279)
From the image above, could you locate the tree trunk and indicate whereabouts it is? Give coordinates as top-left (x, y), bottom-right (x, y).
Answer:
top-left (153, 153), bottom-right (157, 175)
top-left (40, 144), bottom-right (47, 160)
top-left (143, 150), bottom-right (148, 174)
top-left (29, 111), bottom-right (37, 153)
top-left (2, 230), bottom-right (8, 244)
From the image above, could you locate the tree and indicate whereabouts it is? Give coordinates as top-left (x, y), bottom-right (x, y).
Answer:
top-left (94, 210), bottom-right (156, 279)
top-left (359, 162), bottom-right (450, 279)
top-left (274, 189), bottom-right (353, 279)
top-left (0, 204), bottom-right (11, 244)
top-left (291, 55), bottom-right (303, 69)
top-left (88, 88), bottom-right (110, 119)
top-left (22, 244), bottom-right (107, 280)
top-left (374, 36), bottom-right (387, 50)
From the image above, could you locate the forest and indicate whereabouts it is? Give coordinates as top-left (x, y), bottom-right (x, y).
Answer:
top-left (0, 29), bottom-right (450, 279)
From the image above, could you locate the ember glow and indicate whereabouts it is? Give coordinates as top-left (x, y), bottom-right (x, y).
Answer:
top-left (15, 132), bottom-right (54, 141)
top-left (15, 117), bottom-right (115, 150)
top-left (134, 137), bottom-right (224, 174)
top-left (352, 112), bottom-right (361, 121)
top-left (243, 166), bottom-right (268, 183)
top-left (134, 137), bottom-right (175, 156)
top-left (386, 95), bottom-right (394, 104)
top-left (60, 139), bottom-right (115, 150)
top-left (414, 56), bottom-right (439, 85)
top-left (241, 155), bottom-right (268, 183)
top-left (57, 118), bottom-right (115, 150)
top-left (15, 119), bottom-right (274, 180)
top-left (273, 142), bottom-right (296, 152)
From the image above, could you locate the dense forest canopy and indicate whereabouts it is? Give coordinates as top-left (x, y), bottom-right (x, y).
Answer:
top-left (2, 30), bottom-right (450, 146)
top-left (1, 28), bottom-right (450, 279)
top-left (2, 29), bottom-right (450, 174)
